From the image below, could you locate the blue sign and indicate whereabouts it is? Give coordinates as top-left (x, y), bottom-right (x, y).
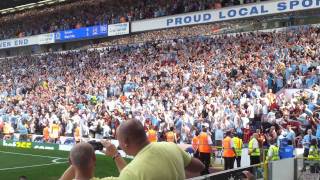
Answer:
top-left (55, 24), bottom-right (108, 42)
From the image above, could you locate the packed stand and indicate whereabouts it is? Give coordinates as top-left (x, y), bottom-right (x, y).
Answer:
top-left (0, 0), bottom-right (269, 40)
top-left (0, 25), bottom-right (319, 150)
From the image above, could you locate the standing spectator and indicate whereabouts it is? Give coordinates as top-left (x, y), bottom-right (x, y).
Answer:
top-left (65, 120), bottom-right (73, 137)
top-left (222, 131), bottom-right (236, 170)
top-left (302, 129), bottom-right (317, 158)
top-left (266, 140), bottom-right (280, 162)
top-left (192, 131), bottom-right (200, 159)
top-left (50, 121), bottom-right (60, 143)
top-left (18, 121), bottom-right (28, 141)
top-left (43, 125), bottom-right (49, 142)
top-left (285, 125), bottom-right (296, 147)
top-left (166, 127), bottom-right (177, 143)
top-left (215, 125), bottom-right (224, 146)
top-left (147, 126), bottom-right (157, 143)
top-left (311, 116), bottom-right (320, 148)
top-left (248, 133), bottom-right (260, 165)
top-left (307, 139), bottom-right (320, 173)
top-left (232, 133), bottom-right (243, 168)
top-left (256, 129), bottom-right (266, 148)
top-left (74, 124), bottom-right (81, 143)
top-left (198, 126), bottom-right (212, 175)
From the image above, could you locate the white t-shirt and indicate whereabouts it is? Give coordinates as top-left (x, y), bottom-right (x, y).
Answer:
top-left (248, 105), bottom-right (255, 119)
top-left (262, 104), bottom-right (269, 115)
top-left (252, 138), bottom-right (259, 149)
top-left (215, 129), bottom-right (224, 141)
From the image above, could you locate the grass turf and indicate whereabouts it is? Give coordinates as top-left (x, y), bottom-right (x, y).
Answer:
top-left (0, 146), bottom-right (121, 180)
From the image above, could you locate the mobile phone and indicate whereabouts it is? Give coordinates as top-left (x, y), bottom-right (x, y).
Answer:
top-left (88, 140), bottom-right (104, 151)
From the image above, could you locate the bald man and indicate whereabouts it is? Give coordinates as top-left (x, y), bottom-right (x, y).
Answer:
top-left (60, 143), bottom-right (97, 180)
top-left (103, 119), bottom-right (205, 180)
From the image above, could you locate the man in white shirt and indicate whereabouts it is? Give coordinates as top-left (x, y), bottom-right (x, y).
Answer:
top-left (215, 125), bottom-right (224, 146)
top-left (66, 120), bottom-right (74, 137)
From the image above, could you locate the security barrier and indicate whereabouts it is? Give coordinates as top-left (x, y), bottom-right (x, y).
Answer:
top-left (187, 163), bottom-right (265, 180)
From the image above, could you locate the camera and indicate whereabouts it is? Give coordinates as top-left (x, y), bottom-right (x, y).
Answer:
top-left (88, 140), bottom-right (104, 151)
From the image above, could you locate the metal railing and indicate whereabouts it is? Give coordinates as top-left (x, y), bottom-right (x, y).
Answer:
top-left (187, 163), bottom-right (265, 180)
top-left (296, 158), bottom-right (320, 180)
top-left (188, 157), bottom-right (320, 180)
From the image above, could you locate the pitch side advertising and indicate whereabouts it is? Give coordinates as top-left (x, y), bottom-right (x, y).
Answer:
top-left (132, 0), bottom-right (320, 32)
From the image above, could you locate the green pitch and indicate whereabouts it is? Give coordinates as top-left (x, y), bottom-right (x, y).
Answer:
top-left (0, 146), bottom-right (120, 180)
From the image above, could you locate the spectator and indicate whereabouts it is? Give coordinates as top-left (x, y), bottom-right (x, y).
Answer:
top-left (248, 133), bottom-right (260, 165)
top-left (266, 139), bottom-right (279, 162)
top-left (60, 143), bottom-right (97, 180)
top-left (302, 129), bottom-right (317, 158)
top-left (198, 126), bottom-right (212, 175)
top-left (222, 131), bottom-right (236, 170)
top-left (101, 119), bottom-right (205, 179)
top-left (215, 125), bottom-right (224, 146)
top-left (285, 125), bottom-right (296, 147)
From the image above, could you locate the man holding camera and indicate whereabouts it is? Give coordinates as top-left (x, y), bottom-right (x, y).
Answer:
top-left (60, 119), bottom-right (204, 180)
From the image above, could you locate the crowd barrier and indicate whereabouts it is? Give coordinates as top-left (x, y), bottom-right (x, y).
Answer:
top-left (187, 157), bottom-right (320, 180)
top-left (187, 163), bottom-right (265, 180)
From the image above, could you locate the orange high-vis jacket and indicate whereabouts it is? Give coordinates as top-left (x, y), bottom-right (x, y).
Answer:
top-left (223, 136), bottom-right (236, 157)
top-left (43, 127), bottom-right (49, 141)
top-left (166, 131), bottom-right (175, 142)
top-left (192, 136), bottom-right (199, 151)
top-left (198, 132), bottom-right (211, 153)
top-left (148, 129), bottom-right (157, 142)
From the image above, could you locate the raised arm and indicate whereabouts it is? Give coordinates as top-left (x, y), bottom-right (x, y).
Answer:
top-left (101, 140), bottom-right (128, 172)
top-left (60, 165), bottom-right (75, 180)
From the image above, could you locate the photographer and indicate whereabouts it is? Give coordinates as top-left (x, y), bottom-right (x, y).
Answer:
top-left (102, 119), bottom-right (205, 179)
top-left (60, 119), bottom-right (204, 180)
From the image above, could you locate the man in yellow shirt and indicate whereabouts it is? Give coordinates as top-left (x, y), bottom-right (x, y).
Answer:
top-left (50, 121), bottom-right (60, 143)
top-left (60, 119), bottom-right (204, 180)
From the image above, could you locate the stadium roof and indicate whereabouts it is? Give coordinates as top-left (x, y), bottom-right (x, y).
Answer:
top-left (0, 0), bottom-right (68, 15)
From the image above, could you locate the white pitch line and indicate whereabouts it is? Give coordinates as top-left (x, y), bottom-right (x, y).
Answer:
top-left (52, 158), bottom-right (68, 163)
top-left (0, 151), bottom-right (68, 171)
top-left (0, 150), bottom-right (67, 159)
top-left (0, 161), bottom-right (67, 171)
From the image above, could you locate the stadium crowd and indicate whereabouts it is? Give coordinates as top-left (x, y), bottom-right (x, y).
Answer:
top-left (0, 22), bottom-right (319, 150)
top-left (0, 0), bottom-right (269, 40)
